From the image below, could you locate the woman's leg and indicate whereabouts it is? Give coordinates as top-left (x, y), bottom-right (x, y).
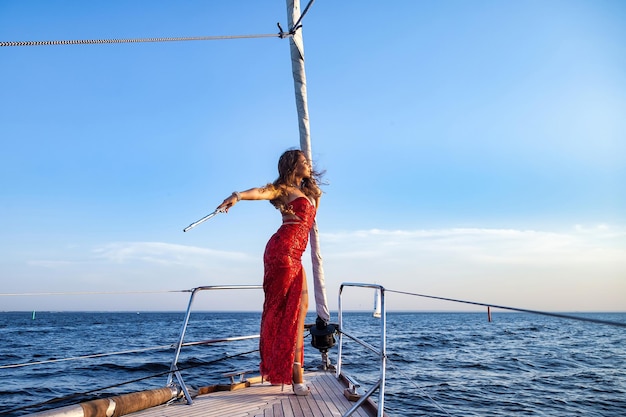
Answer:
top-left (292, 274), bottom-right (309, 384)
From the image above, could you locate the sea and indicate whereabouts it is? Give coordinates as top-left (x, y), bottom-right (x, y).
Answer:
top-left (1, 311), bottom-right (624, 417)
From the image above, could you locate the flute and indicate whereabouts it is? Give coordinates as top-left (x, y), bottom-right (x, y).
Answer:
top-left (183, 208), bottom-right (224, 232)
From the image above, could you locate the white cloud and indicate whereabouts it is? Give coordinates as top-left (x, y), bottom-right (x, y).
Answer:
top-left (321, 226), bottom-right (626, 266)
top-left (6, 226), bottom-right (625, 312)
top-left (93, 241), bottom-right (252, 267)
top-left (318, 225), bottom-right (626, 311)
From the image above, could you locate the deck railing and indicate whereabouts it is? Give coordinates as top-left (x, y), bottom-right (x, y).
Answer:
top-left (337, 283), bottom-right (387, 417)
top-left (165, 285), bottom-right (263, 404)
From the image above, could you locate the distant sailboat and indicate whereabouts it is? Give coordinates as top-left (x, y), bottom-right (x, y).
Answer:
top-left (373, 289), bottom-right (381, 318)
top-left (32, 310), bottom-right (36, 320)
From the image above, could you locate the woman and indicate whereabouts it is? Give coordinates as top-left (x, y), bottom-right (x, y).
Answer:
top-left (217, 149), bottom-right (322, 396)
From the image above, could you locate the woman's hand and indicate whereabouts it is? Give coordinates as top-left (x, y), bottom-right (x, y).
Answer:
top-left (217, 192), bottom-right (240, 213)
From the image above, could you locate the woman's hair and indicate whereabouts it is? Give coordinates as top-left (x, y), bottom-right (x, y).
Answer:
top-left (268, 149), bottom-right (323, 212)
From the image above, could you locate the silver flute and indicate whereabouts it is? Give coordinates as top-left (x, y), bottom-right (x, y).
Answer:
top-left (183, 208), bottom-right (224, 232)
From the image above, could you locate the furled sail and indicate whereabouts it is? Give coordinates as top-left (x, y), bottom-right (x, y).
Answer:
top-left (286, 0), bottom-right (330, 323)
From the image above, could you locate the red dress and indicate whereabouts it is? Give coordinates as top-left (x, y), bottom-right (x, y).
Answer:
top-left (259, 197), bottom-right (316, 385)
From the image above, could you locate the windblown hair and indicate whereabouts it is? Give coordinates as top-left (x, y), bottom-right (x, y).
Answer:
top-left (267, 149), bottom-right (323, 213)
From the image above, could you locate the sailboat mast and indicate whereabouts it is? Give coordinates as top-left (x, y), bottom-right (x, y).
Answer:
top-left (286, 0), bottom-right (330, 323)
top-left (286, 0), bottom-right (311, 159)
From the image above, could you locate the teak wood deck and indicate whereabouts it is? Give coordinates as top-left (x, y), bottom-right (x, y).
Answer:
top-left (127, 371), bottom-right (378, 417)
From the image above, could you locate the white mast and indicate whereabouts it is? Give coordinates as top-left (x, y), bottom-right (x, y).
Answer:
top-left (286, 0), bottom-right (330, 323)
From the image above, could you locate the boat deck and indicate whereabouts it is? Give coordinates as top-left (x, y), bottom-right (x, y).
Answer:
top-left (128, 371), bottom-right (376, 417)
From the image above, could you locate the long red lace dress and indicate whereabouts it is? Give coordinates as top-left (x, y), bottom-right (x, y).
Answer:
top-left (259, 197), bottom-right (316, 385)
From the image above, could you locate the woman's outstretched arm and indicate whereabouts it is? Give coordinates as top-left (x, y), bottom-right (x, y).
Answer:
top-left (217, 186), bottom-right (280, 212)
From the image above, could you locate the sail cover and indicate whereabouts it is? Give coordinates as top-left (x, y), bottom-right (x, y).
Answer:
top-left (286, 0), bottom-right (330, 323)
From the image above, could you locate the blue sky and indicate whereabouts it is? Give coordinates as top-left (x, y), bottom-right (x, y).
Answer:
top-left (1, 1), bottom-right (624, 312)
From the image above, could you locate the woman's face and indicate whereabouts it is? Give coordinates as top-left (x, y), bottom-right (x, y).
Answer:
top-left (294, 153), bottom-right (311, 178)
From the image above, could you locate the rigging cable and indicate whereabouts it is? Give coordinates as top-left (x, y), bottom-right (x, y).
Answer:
top-left (3, 348), bottom-right (260, 415)
top-left (387, 289), bottom-right (626, 329)
top-left (0, 289), bottom-right (190, 296)
top-left (1, 333), bottom-right (260, 370)
top-left (291, 0), bottom-right (316, 32)
top-left (0, 344), bottom-right (174, 370)
top-left (0, 1), bottom-right (317, 48)
top-left (0, 32), bottom-right (289, 48)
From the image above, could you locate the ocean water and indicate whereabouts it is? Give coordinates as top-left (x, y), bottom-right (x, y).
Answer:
top-left (1, 311), bottom-right (624, 416)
